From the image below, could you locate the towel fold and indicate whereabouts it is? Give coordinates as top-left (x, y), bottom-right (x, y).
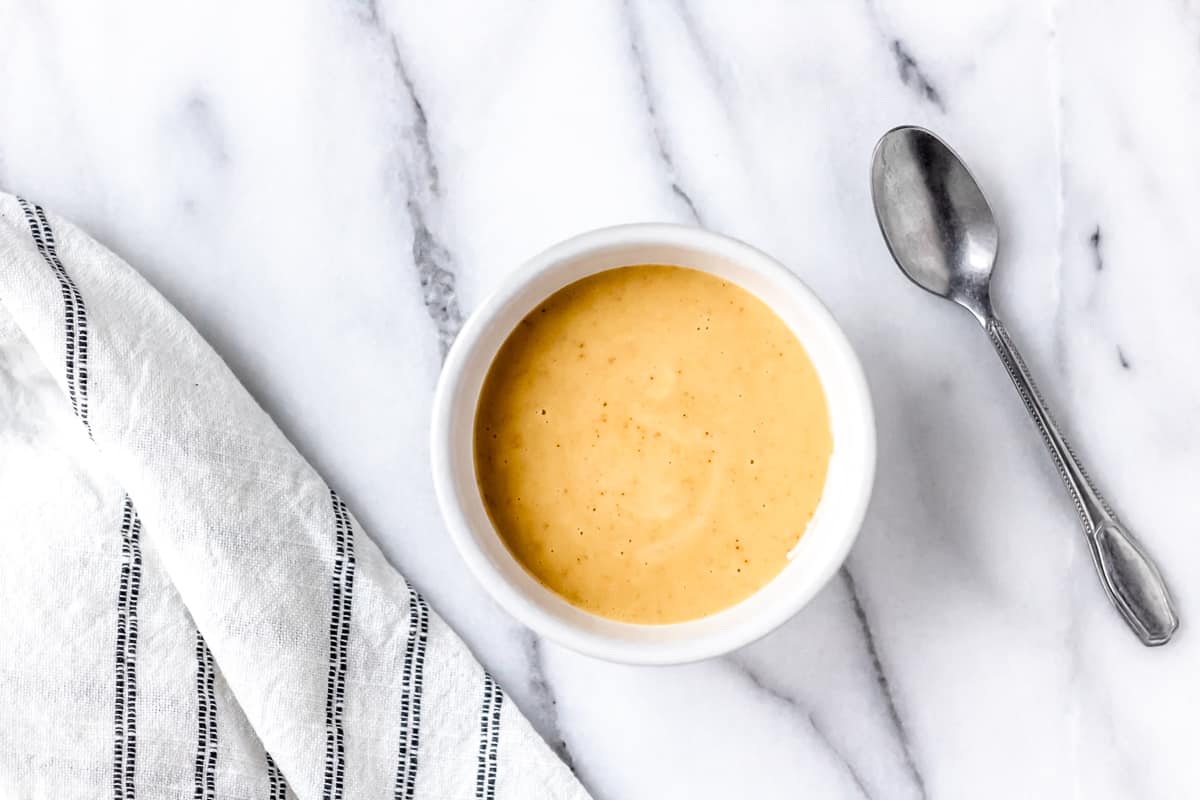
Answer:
top-left (0, 193), bottom-right (587, 800)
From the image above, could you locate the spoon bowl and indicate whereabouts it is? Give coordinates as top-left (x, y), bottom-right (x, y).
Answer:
top-left (871, 126), bottom-right (998, 322)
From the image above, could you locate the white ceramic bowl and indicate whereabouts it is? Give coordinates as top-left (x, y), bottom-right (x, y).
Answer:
top-left (432, 224), bottom-right (875, 665)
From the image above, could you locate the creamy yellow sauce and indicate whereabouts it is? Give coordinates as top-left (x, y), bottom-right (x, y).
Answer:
top-left (474, 265), bottom-right (831, 624)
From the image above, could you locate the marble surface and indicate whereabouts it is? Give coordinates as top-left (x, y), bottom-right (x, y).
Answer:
top-left (3, 1), bottom-right (1200, 797)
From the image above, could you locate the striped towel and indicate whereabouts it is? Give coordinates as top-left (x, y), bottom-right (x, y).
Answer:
top-left (0, 193), bottom-right (588, 800)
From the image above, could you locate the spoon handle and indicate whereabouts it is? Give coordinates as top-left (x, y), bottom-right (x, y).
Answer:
top-left (986, 316), bottom-right (1178, 646)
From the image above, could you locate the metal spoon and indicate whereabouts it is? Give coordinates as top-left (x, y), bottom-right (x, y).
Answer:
top-left (870, 125), bottom-right (1178, 646)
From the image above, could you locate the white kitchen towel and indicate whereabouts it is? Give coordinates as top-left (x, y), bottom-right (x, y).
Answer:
top-left (0, 193), bottom-right (588, 800)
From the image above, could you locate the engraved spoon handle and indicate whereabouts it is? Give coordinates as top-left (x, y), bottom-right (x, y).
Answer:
top-left (986, 316), bottom-right (1178, 646)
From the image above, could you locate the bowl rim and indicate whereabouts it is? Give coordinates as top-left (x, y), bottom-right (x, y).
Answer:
top-left (431, 223), bottom-right (875, 664)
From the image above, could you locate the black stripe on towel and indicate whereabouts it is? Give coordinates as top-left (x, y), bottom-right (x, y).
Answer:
top-left (322, 490), bottom-right (356, 800)
top-left (112, 496), bottom-right (143, 800)
top-left (475, 674), bottom-right (503, 800)
top-left (193, 631), bottom-right (218, 800)
top-left (393, 586), bottom-right (430, 799)
top-left (20, 200), bottom-right (143, 797)
top-left (487, 682), bottom-right (503, 800)
top-left (27, 198), bottom-right (140, 796)
top-left (266, 752), bottom-right (287, 800)
top-left (17, 198), bottom-right (91, 437)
